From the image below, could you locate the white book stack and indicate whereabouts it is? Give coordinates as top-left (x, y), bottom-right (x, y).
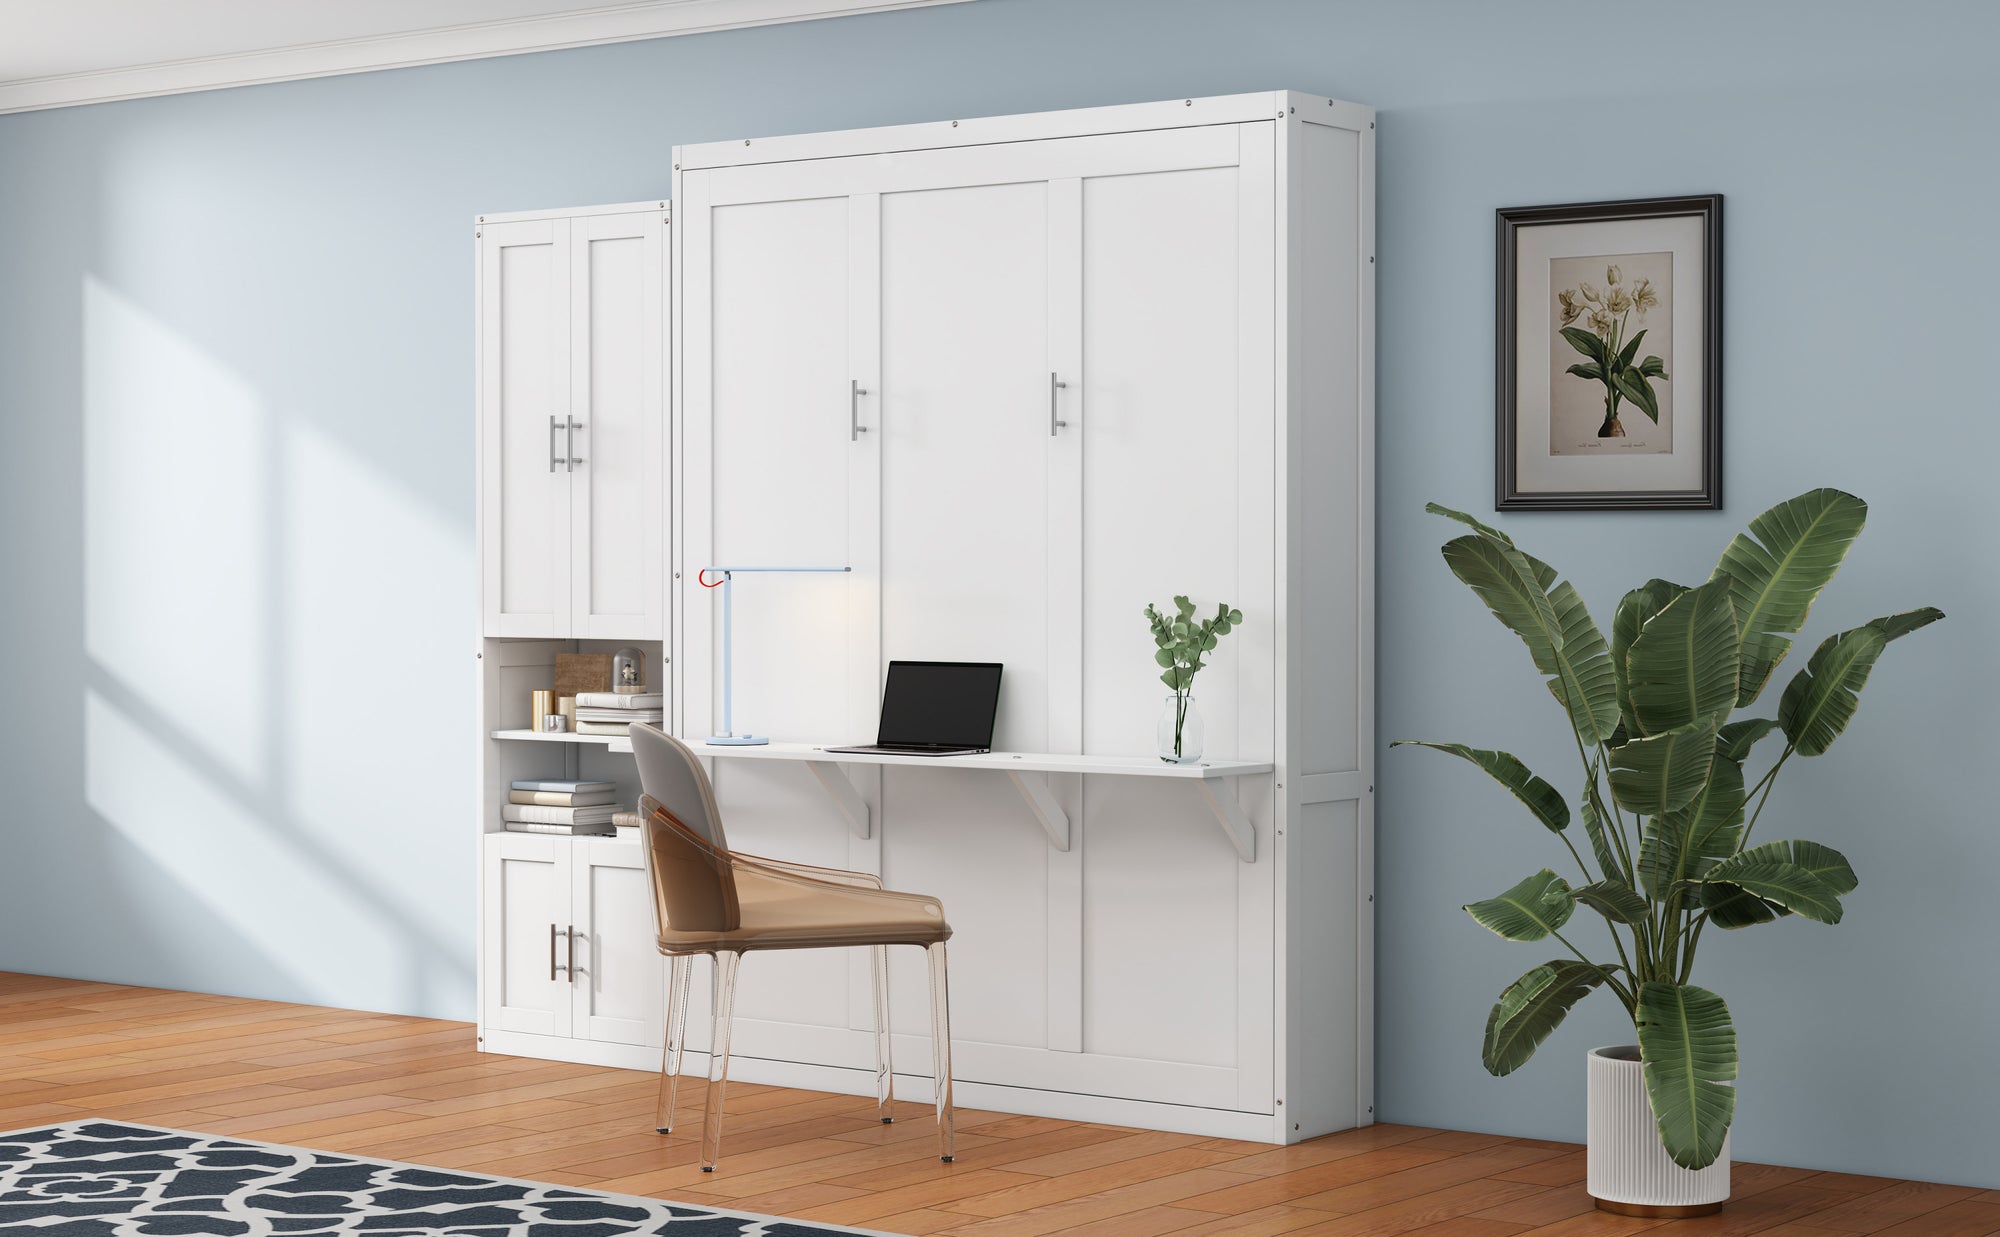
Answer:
top-left (572, 691), bottom-right (665, 737)
top-left (503, 780), bottom-right (620, 835)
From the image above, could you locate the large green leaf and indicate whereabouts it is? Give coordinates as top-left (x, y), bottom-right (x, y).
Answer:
top-left (1573, 879), bottom-right (1650, 926)
top-left (1777, 627), bottom-right (1887, 757)
top-left (1611, 579), bottom-right (1688, 733)
top-left (1560, 326), bottom-right (1609, 365)
top-left (1702, 856), bottom-right (1843, 924)
top-left (1639, 749), bottom-right (1745, 898)
top-left (1483, 960), bottom-right (1605, 1076)
top-left (1624, 579), bottom-right (1740, 736)
top-left (1636, 982), bottom-right (1738, 1170)
top-left (1717, 717), bottom-right (1778, 763)
top-left (1392, 742), bottom-right (1569, 834)
top-left (1465, 870), bottom-right (1575, 941)
top-left (1702, 839), bottom-right (1857, 928)
top-left (1614, 368), bottom-right (1662, 423)
top-left (1608, 716), bottom-right (1719, 817)
top-left (1712, 489), bottom-right (1869, 707)
top-left (1436, 531), bottom-right (1620, 744)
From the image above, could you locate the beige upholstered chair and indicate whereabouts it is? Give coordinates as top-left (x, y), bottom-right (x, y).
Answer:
top-left (630, 723), bottom-right (955, 1171)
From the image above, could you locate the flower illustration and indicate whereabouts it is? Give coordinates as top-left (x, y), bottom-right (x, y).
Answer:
top-left (1555, 260), bottom-right (1669, 439)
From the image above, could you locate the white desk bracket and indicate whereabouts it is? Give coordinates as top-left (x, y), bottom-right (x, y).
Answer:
top-left (805, 761), bottom-right (872, 840)
top-left (1195, 778), bottom-right (1256, 863)
top-left (1007, 771), bottom-right (1071, 852)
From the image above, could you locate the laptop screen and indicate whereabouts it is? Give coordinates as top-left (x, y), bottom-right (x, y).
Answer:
top-left (876, 661), bottom-right (1003, 748)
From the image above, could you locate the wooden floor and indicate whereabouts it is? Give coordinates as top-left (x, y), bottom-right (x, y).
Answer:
top-left (0, 974), bottom-right (1992, 1236)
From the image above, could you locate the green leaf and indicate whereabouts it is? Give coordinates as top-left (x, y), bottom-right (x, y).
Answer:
top-left (1639, 749), bottom-right (1745, 899)
top-left (1560, 326), bottom-right (1609, 366)
top-left (1614, 367), bottom-right (1661, 423)
top-left (1573, 880), bottom-right (1649, 926)
top-left (1608, 716), bottom-right (1719, 817)
top-left (1542, 573), bottom-right (1622, 744)
top-left (1153, 648), bottom-right (1175, 668)
top-left (1159, 670), bottom-right (1179, 690)
top-left (1465, 870), bottom-right (1574, 941)
top-left (1703, 839), bottom-right (1858, 929)
top-left (1612, 579), bottom-right (1689, 732)
top-left (1639, 355), bottom-right (1667, 378)
top-left (1424, 501), bottom-right (1515, 547)
top-left (1175, 596), bottom-right (1195, 618)
top-left (1713, 489), bottom-right (1869, 707)
top-left (1635, 982), bottom-right (1737, 1171)
top-left (1229, 608), bottom-right (1244, 623)
top-left (1777, 626), bottom-right (1887, 757)
top-left (1483, 961), bottom-right (1605, 1076)
top-left (1580, 787), bottom-right (1622, 882)
top-left (1717, 718), bottom-right (1778, 763)
top-left (1565, 361), bottom-right (1605, 382)
top-left (1393, 742), bottom-right (1569, 834)
top-left (1624, 579), bottom-right (1740, 736)
top-left (1616, 327), bottom-right (1649, 369)
top-left (1867, 607), bottom-right (1945, 643)
top-left (1703, 852), bottom-right (1844, 924)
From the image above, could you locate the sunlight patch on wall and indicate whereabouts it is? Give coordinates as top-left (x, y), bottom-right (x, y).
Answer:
top-left (83, 275), bottom-right (268, 786)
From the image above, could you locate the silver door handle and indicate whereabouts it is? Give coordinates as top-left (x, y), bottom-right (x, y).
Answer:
top-left (565, 417), bottom-right (581, 472)
top-left (851, 379), bottom-right (869, 441)
top-left (1050, 373), bottom-right (1069, 436)
top-left (549, 416), bottom-right (562, 472)
top-left (566, 925), bottom-right (581, 985)
top-left (550, 923), bottom-right (566, 980)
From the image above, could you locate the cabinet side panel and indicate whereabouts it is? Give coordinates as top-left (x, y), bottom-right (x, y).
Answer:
top-left (1292, 799), bottom-right (1359, 1136)
top-left (1298, 124), bottom-right (1363, 778)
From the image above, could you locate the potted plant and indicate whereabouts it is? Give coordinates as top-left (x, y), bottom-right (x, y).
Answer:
top-left (1145, 596), bottom-right (1242, 764)
top-left (1398, 490), bottom-right (1940, 1215)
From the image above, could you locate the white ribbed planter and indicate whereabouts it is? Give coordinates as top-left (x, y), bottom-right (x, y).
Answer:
top-left (1587, 1046), bottom-right (1730, 1216)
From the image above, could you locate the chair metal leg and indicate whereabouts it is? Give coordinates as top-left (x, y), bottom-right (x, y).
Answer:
top-left (655, 955), bottom-right (693, 1134)
top-left (872, 944), bottom-right (895, 1124)
top-left (926, 940), bottom-right (954, 1162)
top-left (700, 950), bottom-right (742, 1172)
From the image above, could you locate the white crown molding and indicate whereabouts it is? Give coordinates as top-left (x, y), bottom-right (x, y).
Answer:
top-left (0, 0), bottom-right (975, 115)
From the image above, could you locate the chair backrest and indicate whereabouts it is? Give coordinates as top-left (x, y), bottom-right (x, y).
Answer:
top-left (631, 723), bottom-right (728, 849)
top-left (631, 724), bottom-right (740, 936)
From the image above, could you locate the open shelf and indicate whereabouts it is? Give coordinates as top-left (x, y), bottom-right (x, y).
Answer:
top-left (491, 728), bottom-right (635, 754)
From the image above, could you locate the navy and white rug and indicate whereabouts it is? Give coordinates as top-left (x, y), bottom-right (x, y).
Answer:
top-left (0, 1121), bottom-right (884, 1236)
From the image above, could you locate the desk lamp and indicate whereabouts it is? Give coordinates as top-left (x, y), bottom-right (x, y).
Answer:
top-left (699, 565), bottom-right (850, 745)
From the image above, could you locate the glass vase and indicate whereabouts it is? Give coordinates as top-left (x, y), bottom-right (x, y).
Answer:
top-left (1157, 694), bottom-right (1204, 765)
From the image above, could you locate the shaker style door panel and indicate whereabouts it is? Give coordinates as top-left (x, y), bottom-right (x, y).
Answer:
top-left (480, 219), bottom-right (572, 638)
top-left (571, 840), bottom-right (665, 1048)
top-left (570, 212), bottom-right (665, 641)
top-left (877, 177), bottom-right (1057, 1053)
top-left (481, 834), bottom-right (572, 1038)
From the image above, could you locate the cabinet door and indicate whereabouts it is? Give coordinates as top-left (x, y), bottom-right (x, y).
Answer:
top-left (480, 218), bottom-right (572, 638)
top-left (679, 171), bottom-right (880, 747)
top-left (570, 211), bottom-right (666, 641)
top-left (481, 833), bottom-right (572, 1037)
top-left (570, 837), bottom-right (665, 1047)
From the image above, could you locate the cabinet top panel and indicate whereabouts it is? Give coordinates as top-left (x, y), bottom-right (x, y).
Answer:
top-left (674, 91), bottom-right (1373, 172)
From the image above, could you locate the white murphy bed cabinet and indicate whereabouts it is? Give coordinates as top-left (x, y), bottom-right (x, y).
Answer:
top-left (477, 92), bottom-right (1375, 1144)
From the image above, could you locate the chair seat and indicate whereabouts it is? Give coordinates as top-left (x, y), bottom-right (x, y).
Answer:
top-left (657, 862), bottom-right (952, 954)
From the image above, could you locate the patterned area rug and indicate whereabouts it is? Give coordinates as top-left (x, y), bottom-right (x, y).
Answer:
top-left (0, 1121), bottom-right (882, 1235)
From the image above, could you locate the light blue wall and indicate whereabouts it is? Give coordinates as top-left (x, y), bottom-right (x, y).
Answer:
top-left (1, 0), bottom-right (1993, 1186)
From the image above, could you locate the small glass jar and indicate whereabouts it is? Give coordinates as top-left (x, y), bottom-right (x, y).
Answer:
top-left (612, 647), bottom-right (646, 695)
top-left (1157, 695), bottom-right (1204, 765)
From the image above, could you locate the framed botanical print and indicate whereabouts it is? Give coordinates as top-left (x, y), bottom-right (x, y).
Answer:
top-left (1496, 194), bottom-right (1722, 510)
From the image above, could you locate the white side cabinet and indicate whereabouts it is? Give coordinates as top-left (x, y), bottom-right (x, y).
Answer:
top-left (477, 203), bottom-right (667, 641)
top-left (480, 831), bottom-right (664, 1050)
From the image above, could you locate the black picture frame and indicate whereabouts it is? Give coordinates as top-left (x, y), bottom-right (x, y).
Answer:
top-left (1496, 194), bottom-right (1722, 511)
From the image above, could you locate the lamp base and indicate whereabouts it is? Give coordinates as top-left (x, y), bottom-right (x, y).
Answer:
top-left (706, 734), bottom-right (770, 746)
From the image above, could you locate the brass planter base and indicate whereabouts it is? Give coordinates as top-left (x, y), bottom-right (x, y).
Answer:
top-left (1593, 1197), bottom-right (1724, 1218)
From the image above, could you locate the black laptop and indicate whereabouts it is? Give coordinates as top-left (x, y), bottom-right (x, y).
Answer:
top-left (824, 661), bottom-right (1003, 757)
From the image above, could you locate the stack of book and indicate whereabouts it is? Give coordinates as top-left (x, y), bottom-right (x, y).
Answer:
top-left (574, 691), bottom-right (664, 737)
top-left (505, 779), bottom-right (619, 835)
